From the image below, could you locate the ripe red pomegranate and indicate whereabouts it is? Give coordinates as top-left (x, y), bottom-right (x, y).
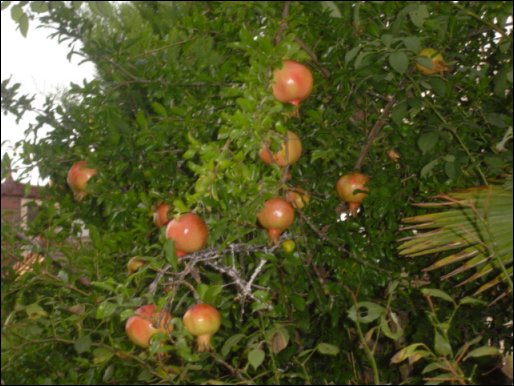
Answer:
top-left (66, 161), bottom-right (97, 201)
top-left (183, 303), bottom-right (221, 352)
top-left (272, 60), bottom-right (313, 115)
top-left (165, 213), bottom-right (208, 257)
top-left (336, 172), bottom-right (369, 217)
top-left (259, 131), bottom-right (303, 167)
top-left (125, 304), bottom-right (173, 348)
top-left (257, 197), bottom-right (295, 244)
top-left (154, 203), bottom-right (171, 228)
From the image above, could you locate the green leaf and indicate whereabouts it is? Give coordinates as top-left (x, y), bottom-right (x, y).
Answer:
top-left (10, 4), bottom-right (23, 21)
top-left (74, 335), bottom-right (92, 354)
top-left (345, 46), bottom-right (361, 64)
top-left (354, 51), bottom-right (370, 69)
top-left (418, 132), bottom-right (439, 154)
top-left (221, 334), bottom-right (245, 357)
top-left (403, 36), bottom-right (421, 53)
top-left (164, 238), bottom-right (178, 271)
top-left (290, 294), bottom-right (306, 311)
top-left (444, 160), bottom-right (456, 180)
top-left (96, 301), bottom-right (117, 320)
top-left (391, 343), bottom-right (432, 364)
top-left (316, 343), bottom-right (340, 356)
top-left (89, 1), bottom-right (113, 17)
top-left (420, 158), bottom-right (439, 178)
top-left (30, 1), bottom-right (48, 13)
top-left (430, 78), bottom-right (447, 96)
top-left (391, 101), bottom-right (408, 125)
top-left (416, 56), bottom-right (434, 69)
top-left (89, 225), bottom-right (102, 248)
top-left (248, 348), bottom-right (265, 370)
top-left (389, 51), bottom-right (409, 74)
top-left (421, 288), bottom-right (455, 304)
top-left (380, 312), bottom-right (404, 341)
top-left (151, 102), bottom-right (167, 117)
top-left (25, 303), bottom-right (47, 319)
top-left (434, 330), bottom-right (453, 357)
top-left (409, 5), bottom-right (429, 28)
top-left (1, 1), bottom-right (11, 11)
top-left (464, 346), bottom-right (501, 361)
top-left (348, 302), bottom-right (385, 323)
top-left (18, 12), bottom-right (31, 38)
top-left (320, 1), bottom-right (341, 18)
top-left (381, 34), bottom-right (394, 48)
top-left (459, 297), bottom-right (487, 306)
top-left (93, 348), bottom-right (113, 364)
top-left (135, 110), bottom-right (148, 130)
top-left (201, 284), bottom-right (223, 304)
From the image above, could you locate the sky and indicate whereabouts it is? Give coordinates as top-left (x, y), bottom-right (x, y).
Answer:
top-left (1, 10), bottom-right (96, 185)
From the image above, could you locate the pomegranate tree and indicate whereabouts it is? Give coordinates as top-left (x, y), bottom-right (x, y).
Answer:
top-left (66, 161), bottom-right (97, 201)
top-left (182, 303), bottom-right (221, 352)
top-left (125, 304), bottom-right (173, 348)
top-left (257, 197), bottom-right (295, 244)
top-left (272, 60), bottom-right (313, 115)
top-left (336, 172), bottom-right (370, 217)
top-left (165, 213), bottom-right (208, 257)
top-left (153, 203), bottom-right (171, 228)
top-left (259, 130), bottom-right (303, 167)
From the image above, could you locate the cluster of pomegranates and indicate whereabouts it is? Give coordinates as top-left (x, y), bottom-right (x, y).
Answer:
top-left (125, 303), bottom-right (221, 352)
top-left (67, 58), bottom-right (374, 355)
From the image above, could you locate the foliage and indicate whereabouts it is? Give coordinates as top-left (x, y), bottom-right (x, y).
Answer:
top-left (1, 1), bottom-right (512, 384)
top-left (398, 180), bottom-right (513, 302)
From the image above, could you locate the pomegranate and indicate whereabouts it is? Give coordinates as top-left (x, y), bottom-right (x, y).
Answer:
top-left (165, 213), bottom-right (208, 257)
top-left (281, 239), bottom-right (296, 254)
top-left (416, 48), bottom-right (448, 75)
top-left (154, 203), bottom-right (171, 228)
top-left (257, 197), bottom-right (295, 244)
top-left (259, 130), bottom-right (302, 167)
top-left (272, 60), bottom-right (313, 115)
top-left (182, 303), bottom-right (221, 352)
top-left (125, 304), bottom-right (173, 348)
top-left (66, 161), bottom-right (97, 201)
top-left (336, 172), bottom-right (369, 217)
top-left (285, 187), bottom-right (310, 209)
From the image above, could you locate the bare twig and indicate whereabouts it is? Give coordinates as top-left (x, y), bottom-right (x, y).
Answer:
top-left (274, 1), bottom-right (291, 45)
top-left (294, 37), bottom-right (330, 79)
top-left (150, 242), bottom-right (280, 312)
top-left (354, 94), bottom-right (397, 171)
top-left (210, 352), bottom-right (252, 383)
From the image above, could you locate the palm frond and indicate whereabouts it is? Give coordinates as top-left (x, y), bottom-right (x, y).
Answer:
top-left (398, 181), bottom-right (513, 301)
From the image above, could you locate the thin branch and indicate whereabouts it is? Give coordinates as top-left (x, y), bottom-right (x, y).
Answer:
top-left (297, 209), bottom-right (393, 274)
top-left (150, 242), bottom-right (280, 311)
top-left (210, 352), bottom-right (252, 383)
top-left (294, 37), bottom-right (331, 79)
top-left (354, 94), bottom-right (397, 171)
top-left (274, 1), bottom-right (291, 45)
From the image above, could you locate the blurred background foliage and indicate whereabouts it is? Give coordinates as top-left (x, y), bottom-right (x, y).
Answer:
top-left (1, 1), bottom-right (512, 384)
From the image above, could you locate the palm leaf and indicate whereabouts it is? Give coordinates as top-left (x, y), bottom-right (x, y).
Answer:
top-left (398, 180), bottom-right (513, 301)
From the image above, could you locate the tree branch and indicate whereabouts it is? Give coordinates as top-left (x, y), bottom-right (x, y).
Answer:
top-left (294, 37), bottom-right (330, 79)
top-left (354, 94), bottom-right (397, 171)
top-left (150, 242), bottom-right (280, 311)
top-left (274, 1), bottom-right (291, 45)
